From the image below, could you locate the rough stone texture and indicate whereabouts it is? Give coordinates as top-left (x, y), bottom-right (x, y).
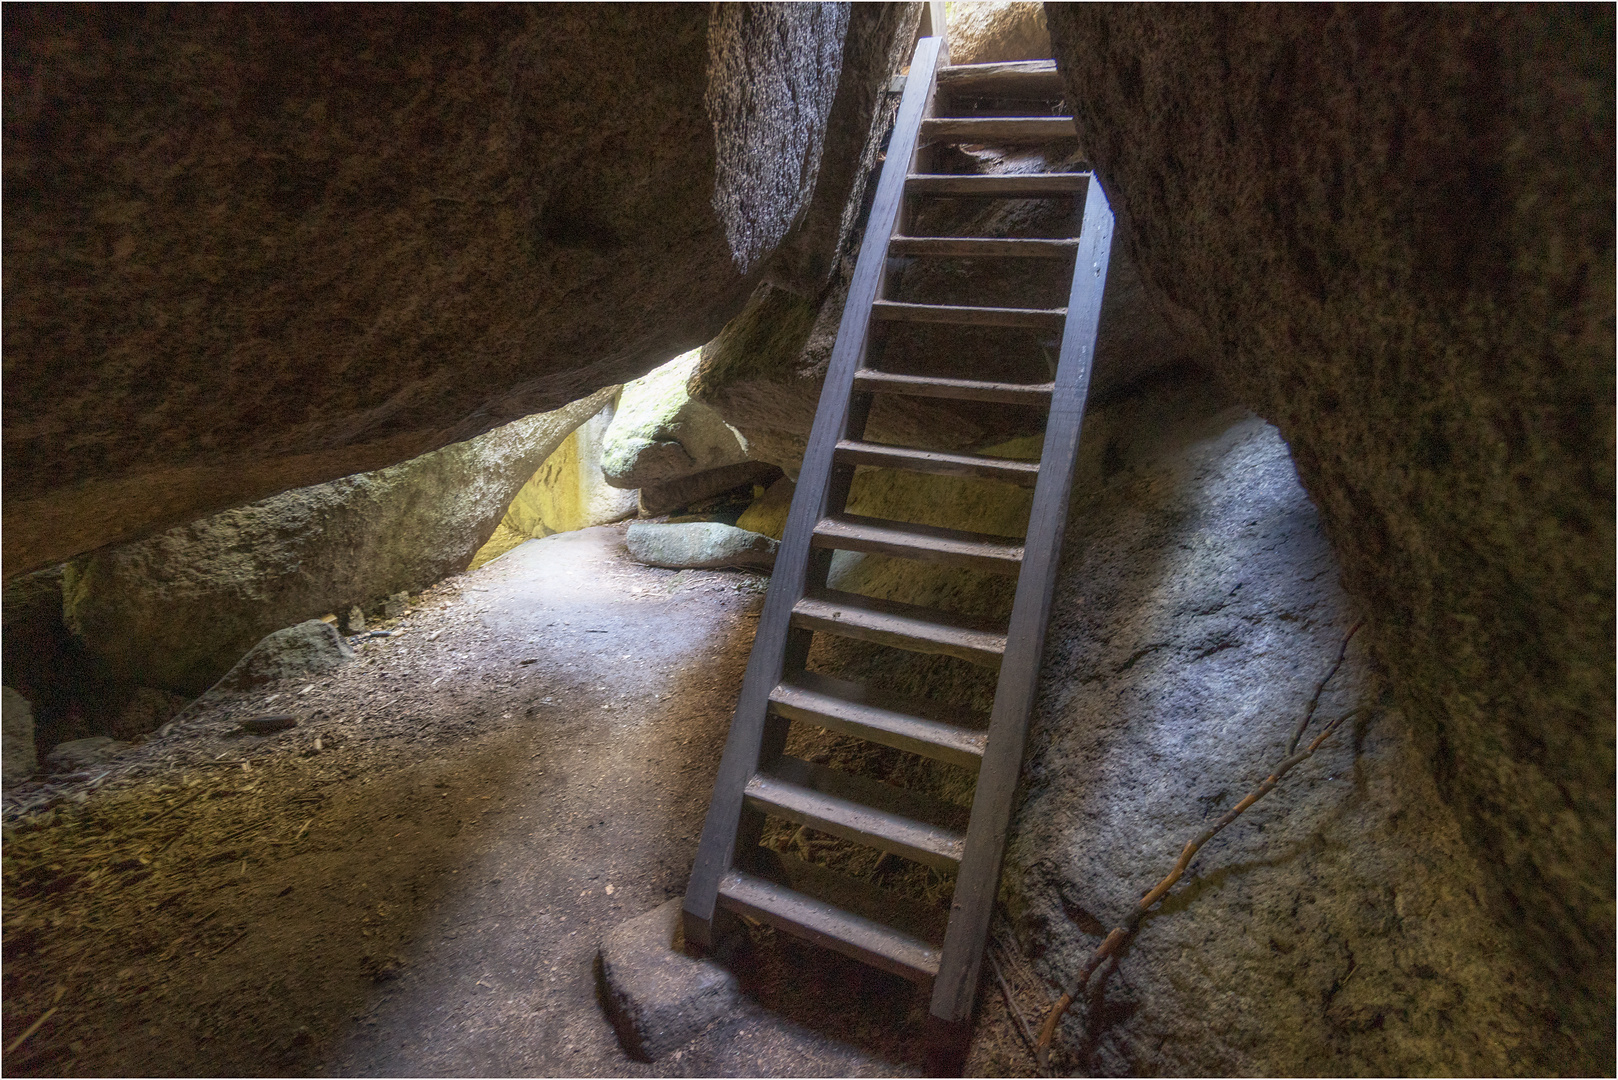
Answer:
top-left (597, 898), bottom-right (742, 1062)
top-left (2, 687), bottom-right (37, 784)
top-left (944, 2), bottom-right (1050, 66)
top-left (1010, 374), bottom-right (1567, 1075)
top-left (44, 736), bottom-right (133, 774)
top-left (500, 397), bottom-right (640, 540)
top-left (637, 462), bottom-right (780, 519)
top-left (210, 620), bottom-right (353, 694)
top-left (623, 523), bottom-right (779, 572)
top-left (1046, 6), bottom-right (1614, 1057)
top-left (601, 350), bottom-right (751, 490)
top-left (3, 4), bottom-right (914, 576)
top-left (63, 387), bottom-right (615, 696)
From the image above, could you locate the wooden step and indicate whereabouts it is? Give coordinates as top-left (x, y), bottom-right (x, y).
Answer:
top-left (853, 369), bottom-right (1054, 407)
top-left (745, 757), bottom-right (968, 868)
top-left (920, 116), bottom-right (1077, 142)
top-left (887, 236), bottom-right (1079, 259)
top-left (871, 299), bottom-right (1065, 331)
top-left (792, 587), bottom-right (1008, 667)
top-left (936, 59), bottom-right (1066, 99)
top-left (770, 671), bottom-right (988, 770)
top-left (834, 439), bottom-right (1041, 486)
top-left (812, 512), bottom-right (1024, 575)
top-left (906, 172), bottom-right (1089, 198)
top-left (717, 869), bottom-right (942, 983)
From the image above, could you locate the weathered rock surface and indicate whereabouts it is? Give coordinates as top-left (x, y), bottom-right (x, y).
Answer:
top-left (2, 4), bottom-right (915, 576)
top-left (2, 687), bottom-right (37, 784)
top-left (63, 387), bottom-right (615, 695)
top-left (624, 523), bottom-right (778, 572)
top-left (1046, 7), bottom-right (1614, 1059)
top-left (601, 351), bottom-right (751, 489)
top-left (44, 736), bottom-right (133, 774)
top-left (945, 2), bottom-right (1050, 65)
top-left (637, 462), bottom-right (779, 519)
top-left (211, 620), bottom-right (353, 694)
top-left (598, 898), bottom-right (742, 1062)
top-left (1012, 377), bottom-right (1560, 1075)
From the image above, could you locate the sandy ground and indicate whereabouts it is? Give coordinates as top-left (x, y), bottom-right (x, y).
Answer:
top-left (2, 524), bottom-right (1042, 1077)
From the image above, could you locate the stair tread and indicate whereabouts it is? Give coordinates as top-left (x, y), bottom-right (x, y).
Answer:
top-left (887, 236), bottom-right (1079, 259)
top-left (812, 512), bottom-right (1024, 575)
top-left (835, 439), bottom-right (1042, 486)
top-left (906, 172), bottom-right (1089, 197)
top-left (718, 868), bottom-right (942, 982)
top-left (792, 585), bottom-right (1008, 667)
top-left (920, 116), bottom-right (1077, 142)
top-left (745, 756), bottom-right (967, 867)
top-left (870, 299), bottom-right (1066, 330)
top-left (936, 59), bottom-right (1066, 99)
top-left (771, 671), bottom-right (988, 769)
top-left (853, 369), bottom-right (1055, 406)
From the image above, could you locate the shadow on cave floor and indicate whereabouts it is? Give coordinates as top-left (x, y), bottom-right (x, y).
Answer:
top-left (0, 524), bottom-right (1037, 1078)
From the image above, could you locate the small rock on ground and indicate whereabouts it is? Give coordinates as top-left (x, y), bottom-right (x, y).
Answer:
top-left (212, 620), bottom-right (354, 693)
top-left (3, 687), bottom-right (37, 783)
top-left (44, 736), bottom-right (132, 773)
top-left (598, 898), bottom-right (743, 1062)
top-left (625, 522), bottom-right (779, 571)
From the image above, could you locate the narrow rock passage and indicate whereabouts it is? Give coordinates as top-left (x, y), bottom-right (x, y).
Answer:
top-left (4, 524), bottom-right (983, 1077)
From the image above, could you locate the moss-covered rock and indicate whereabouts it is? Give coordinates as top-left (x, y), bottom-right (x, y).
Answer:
top-left (600, 351), bottom-right (751, 489)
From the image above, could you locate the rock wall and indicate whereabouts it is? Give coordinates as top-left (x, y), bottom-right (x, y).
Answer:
top-left (1012, 372), bottom-right (1563, 1074)
top-left (2, 4), bottom-right (915, 577)
top-left (945, 2), bottom-right (1050, 66)
top-left (1045, 6), bottom-right (1614, 1056)
top-left (61, 387), bottom-right (617, 695)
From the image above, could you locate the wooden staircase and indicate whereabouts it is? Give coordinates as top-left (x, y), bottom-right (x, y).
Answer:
top-left (683, 36), bottom-right (1114, 1066)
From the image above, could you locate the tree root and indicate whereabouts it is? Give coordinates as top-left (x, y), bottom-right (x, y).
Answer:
top-left (1035, 620), bottom-right (1367, 1067)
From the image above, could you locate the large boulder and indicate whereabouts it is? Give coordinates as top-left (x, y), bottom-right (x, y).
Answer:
top-left (1046, 6), bottom-right (1614, 1061)
top-left (600, 350), bottom-right (752, 489)
top-left (2, 4), bottom-right (918, 577)
top-left (945, 2), bottom-right (1050, 66)
top-left (62, 387), bottom-right (616, 695)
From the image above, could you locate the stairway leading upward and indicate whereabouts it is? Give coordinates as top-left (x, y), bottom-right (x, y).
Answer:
top-left (683, 35), bottom-right (1113, 1066)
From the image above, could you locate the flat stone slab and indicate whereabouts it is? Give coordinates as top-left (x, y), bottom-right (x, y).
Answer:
top-left (597, 897), bottom-right (742, 1062)
top-left (624, 521), bottom-right (778, 571)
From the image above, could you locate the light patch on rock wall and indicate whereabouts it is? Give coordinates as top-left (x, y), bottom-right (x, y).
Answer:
top-left (493, 398), bottom-right (641, 548)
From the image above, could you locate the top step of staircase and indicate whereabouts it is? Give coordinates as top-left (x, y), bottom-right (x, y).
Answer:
top-left (936, 60), bottom-right (1065, 100)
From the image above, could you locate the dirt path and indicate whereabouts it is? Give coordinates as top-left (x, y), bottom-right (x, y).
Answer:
top-left (2, 524), bottom-right (1037, 1077)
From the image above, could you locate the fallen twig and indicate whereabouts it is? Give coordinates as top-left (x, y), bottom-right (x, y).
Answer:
top-left (988, 947), bottom-right (1038, 1056)
top-left (1287, 619), bottom-right (1363, 755)
top-left (3, 1005), bottom-right (58, 1057)
top-left (1036, 622), bottom-right (1369, 1066)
